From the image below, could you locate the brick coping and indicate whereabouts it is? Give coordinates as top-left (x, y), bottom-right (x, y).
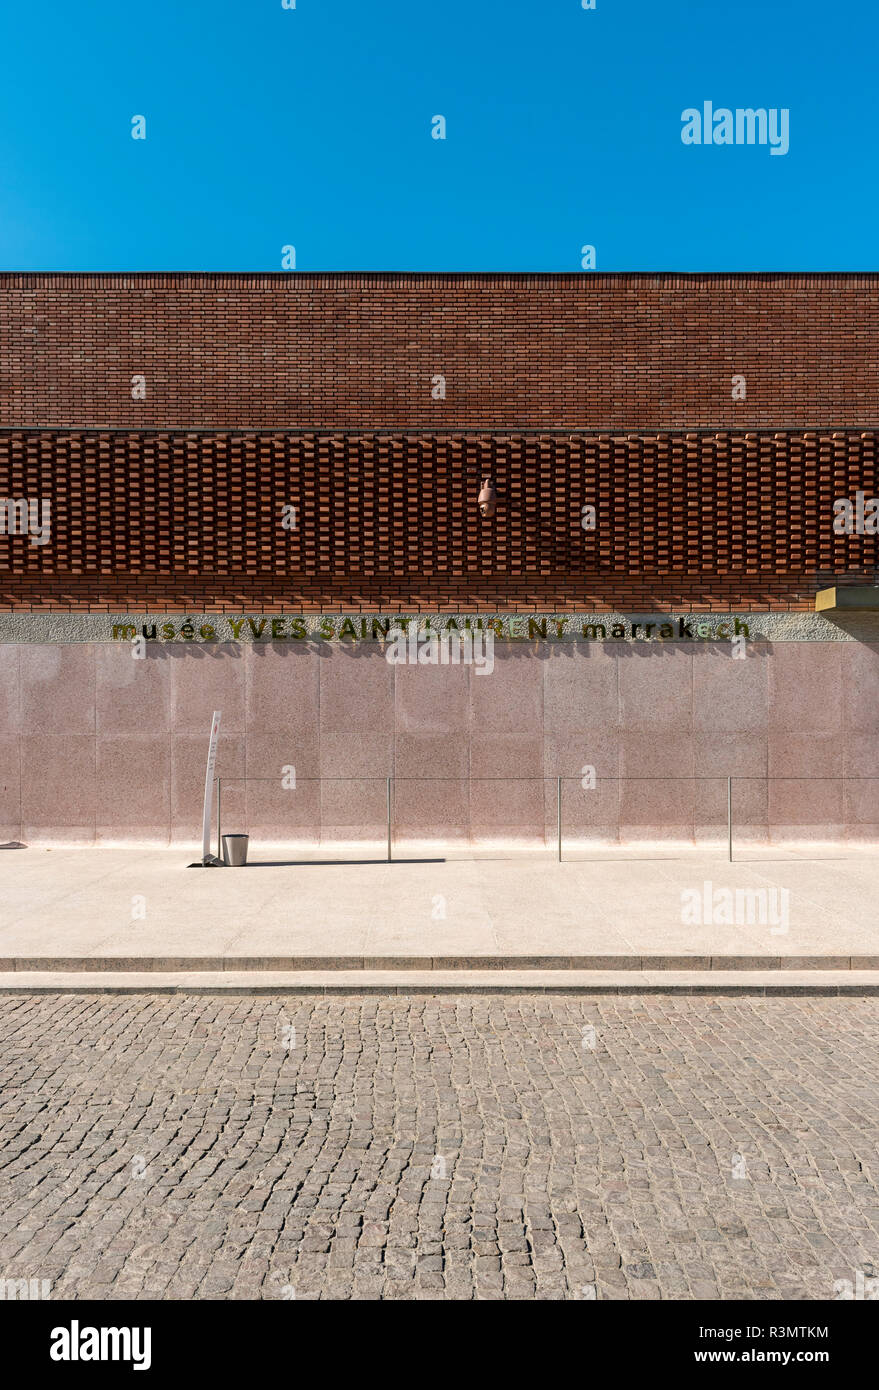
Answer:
top-left (3, 271), bottom-right (879, 289)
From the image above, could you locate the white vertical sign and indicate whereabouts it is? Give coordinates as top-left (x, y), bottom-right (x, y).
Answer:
top-left (201, 710), bottom-right (221, 863)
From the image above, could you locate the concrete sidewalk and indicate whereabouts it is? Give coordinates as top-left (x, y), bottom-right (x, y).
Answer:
top-left (0, 845), bottom-right (878, 991)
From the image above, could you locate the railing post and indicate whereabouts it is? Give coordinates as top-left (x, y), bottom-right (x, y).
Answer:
top-left (216, 777), bottom-right (222, 863)
top-left (727, 775), bottom-right (732, 863)
top-left (557, 776), bottom-right (562, 862)
top-left (387, 776), bottom-right (392, 863)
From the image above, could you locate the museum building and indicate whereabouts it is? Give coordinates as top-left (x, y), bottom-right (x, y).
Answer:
top-left (0, 271), bottom-right (877, 847)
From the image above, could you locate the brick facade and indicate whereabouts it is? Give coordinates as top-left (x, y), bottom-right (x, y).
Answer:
top-left (3, 272), bottom-right (879, 432)
top-left (1, 274), bottom-right (878, 612)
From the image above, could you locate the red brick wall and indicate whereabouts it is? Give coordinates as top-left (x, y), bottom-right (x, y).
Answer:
top-left (2, 273), bottom-right (878, 432)
top-left (2, 274), bottom-right (878, 613)
top-left (1, 428), bottom-right (876, 612)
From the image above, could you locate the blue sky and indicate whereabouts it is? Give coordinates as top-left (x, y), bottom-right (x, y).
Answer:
top-left (0, 0), bottom-right (874, 271)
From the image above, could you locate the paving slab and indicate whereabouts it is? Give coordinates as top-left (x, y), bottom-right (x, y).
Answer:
top-left (1, 845), bottom-right (877, 973)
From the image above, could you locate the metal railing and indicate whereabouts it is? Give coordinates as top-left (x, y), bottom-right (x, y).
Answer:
top-left (212, 774), bottom-right (879, 865)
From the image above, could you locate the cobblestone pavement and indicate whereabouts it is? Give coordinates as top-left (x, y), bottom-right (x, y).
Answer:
top-left (0, 993), bottom-right (877, 1300)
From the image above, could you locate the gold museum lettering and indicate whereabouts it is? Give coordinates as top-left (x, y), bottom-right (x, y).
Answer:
top-left (111, 617), bottom-right (751, 643)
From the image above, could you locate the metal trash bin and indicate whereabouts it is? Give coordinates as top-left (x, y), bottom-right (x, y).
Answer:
top-left (222, 834), bottom-right (249, 866)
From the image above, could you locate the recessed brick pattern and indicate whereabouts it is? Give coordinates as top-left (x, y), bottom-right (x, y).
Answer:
top-left (0, 428), bottom-right (877, 612)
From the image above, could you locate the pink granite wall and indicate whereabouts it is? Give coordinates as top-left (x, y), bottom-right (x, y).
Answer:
top-left (1, 640), bottom-right (878, 846)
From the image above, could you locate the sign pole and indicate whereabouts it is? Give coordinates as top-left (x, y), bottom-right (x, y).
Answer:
top-left (387, 776), bottom-right (392, 863)
top-left (201, 711), bottom-right (222, 865)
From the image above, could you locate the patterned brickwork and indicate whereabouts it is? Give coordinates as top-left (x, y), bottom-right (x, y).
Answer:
top-left (0, 428), bottom-right (876, 612)
top-left (2, 274), bottom-right (878, 612)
